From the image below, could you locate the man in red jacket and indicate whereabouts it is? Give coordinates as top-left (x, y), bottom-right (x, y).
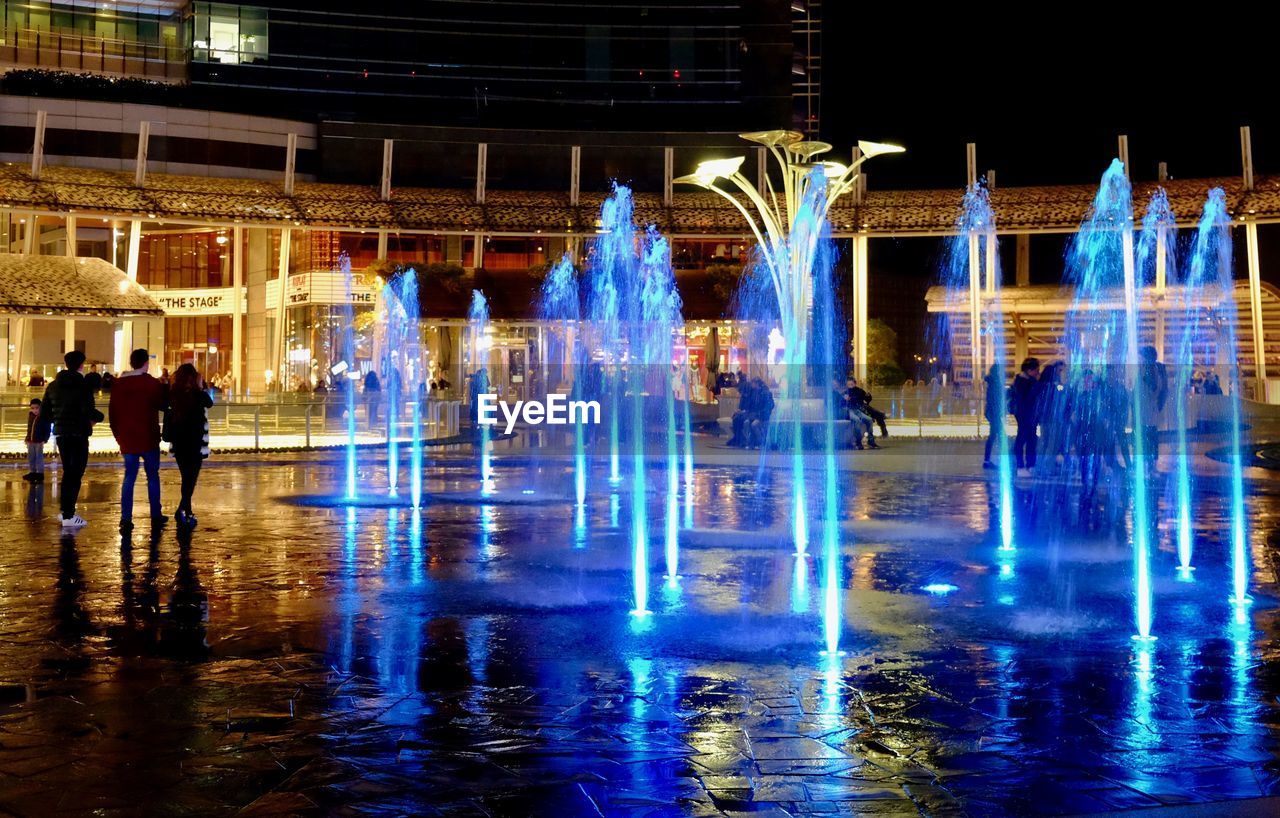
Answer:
top-left (109, 348), bottom-right (168, 531)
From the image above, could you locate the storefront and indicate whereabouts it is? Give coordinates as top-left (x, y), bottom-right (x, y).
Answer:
top-left (270, 269), bottom-right (377, 391)
top-left (150, 286), bottom-right (244, 379)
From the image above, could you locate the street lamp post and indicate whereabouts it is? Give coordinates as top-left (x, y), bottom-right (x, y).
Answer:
top-left (675, 131), bottom-right (903, 364)
top-left (676, 131), bottom-right (903, 557)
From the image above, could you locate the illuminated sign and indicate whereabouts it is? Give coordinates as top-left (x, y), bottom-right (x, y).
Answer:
top-left (153, 288), bottom-right (246, 316)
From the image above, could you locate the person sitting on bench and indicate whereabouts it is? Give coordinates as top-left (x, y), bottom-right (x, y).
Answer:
top-left (746, 377), bottom-right (774, 448)
top-left (729, 378), bottom-right (757, 447)
top-left (849, 378), bottom-right (888, 441)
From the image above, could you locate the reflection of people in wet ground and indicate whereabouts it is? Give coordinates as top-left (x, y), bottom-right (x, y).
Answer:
top-left (26, 479), bottom-right (44, 518)
top-left (115, 527), bottom-right (209, 658)
top-left (54, 534), bottom-right (96, 644)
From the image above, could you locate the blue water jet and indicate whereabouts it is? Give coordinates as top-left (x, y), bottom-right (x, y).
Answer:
top-left (936, 184), bottom-right (1013, 551)
top-left (536, 254), bottom-right (585, 510)
top-left (378, 267), bottom-right (422, 504)
top-left (587, 188), bottom-right (629, 486)
top-left (1064, 159), bottom-right (1154, 641)
top-left (469, 290), bottom-right (494, 497)
top-left (1139, 190), bottom-right (1192, 577)
top-left (1184, 190), bottom-right (1249, 606)
top-left (337, 252), bottom-right (358, 500)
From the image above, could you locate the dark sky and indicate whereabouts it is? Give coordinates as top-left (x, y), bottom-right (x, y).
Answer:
top-left (820, 9), bottom-right (1276, 190)
top-left (819, 9), bottom-right (1280, 363)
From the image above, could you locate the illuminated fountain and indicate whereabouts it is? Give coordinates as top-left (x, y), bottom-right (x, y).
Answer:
top-left (1062, 159), bottom-right (1155, 641)
top-left (469, 290), bottom-right (494, 496)
top-left (337, 253), bottom-right (359, 500)
top-left (378, 269), bottom-right (424, 506)
top-left (935, 184), bottom-right (1014, 551)
top-left (677, 134), bottom-right (902, 560)
top-left (587, 191), bottom-right (628, 486)
top-left (1182, 190), bottom-right (1250, 607)
top-left (536, 255), bottom-right (586, 518)
top-left (635, 228), bottom-right (684, 588)
top-left (677, 132), bottom-right (903, 653)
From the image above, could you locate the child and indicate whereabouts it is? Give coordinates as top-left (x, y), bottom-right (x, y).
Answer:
top-left (24, 398), bottom-right (50, 482)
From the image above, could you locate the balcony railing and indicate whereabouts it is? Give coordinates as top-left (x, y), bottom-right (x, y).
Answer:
top-left (0, 27), bottom-right (186, 81)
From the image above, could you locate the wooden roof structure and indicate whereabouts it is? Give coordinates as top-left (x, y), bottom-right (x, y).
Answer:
top-left (0, 254), bottom-right (163, 317)
top-left (4, 163), bottom-right (1279, 237)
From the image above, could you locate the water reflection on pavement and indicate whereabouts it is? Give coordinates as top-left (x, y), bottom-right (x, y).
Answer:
top-left (0, 458), bottom-right (1276, 816)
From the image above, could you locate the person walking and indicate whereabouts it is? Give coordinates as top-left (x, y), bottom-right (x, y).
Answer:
top-left (168, 363), bottom-right (213, 528)
top-left (1010, 357), bottom-right (1042, 478)
top-left (364, 370), bottom-right (382, 427)
top-left (39, 350), bottom-right (103, 528)
top-left (109, 348), bottom-right (168, 532)
top-left (1137, 346), bottom-right (1168, 477)
top-left (982, 363), bottom-right (1006, 469)
top-left (23, 398), bottom-right (50, 482)
top-left (1072, 369), bottom-right (1105, 500)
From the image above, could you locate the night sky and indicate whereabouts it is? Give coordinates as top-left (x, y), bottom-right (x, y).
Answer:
top-left (819, 10), bottom-right (1280, 363)
top-left (820, 10), bottom-right (1276, 191)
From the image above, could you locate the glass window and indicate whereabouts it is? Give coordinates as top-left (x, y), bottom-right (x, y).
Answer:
top-left (191, 3), bottom-right (267, 64)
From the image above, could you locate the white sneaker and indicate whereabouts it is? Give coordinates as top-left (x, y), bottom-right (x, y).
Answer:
top-left (1016, 468), bottom-right (1032, 478)
top-left (60, 514), bottom-right (87, 529)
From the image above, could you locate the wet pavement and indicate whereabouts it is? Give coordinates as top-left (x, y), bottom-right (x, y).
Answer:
top-left (0, 454), bottom-right (1278, 816)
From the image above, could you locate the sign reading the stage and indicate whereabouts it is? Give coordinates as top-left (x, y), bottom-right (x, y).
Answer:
top-left (152, 287), bottom-right (247, 316)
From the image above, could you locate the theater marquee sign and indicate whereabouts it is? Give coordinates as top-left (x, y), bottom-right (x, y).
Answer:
top-left (152, 288), bottom-right (247, 316)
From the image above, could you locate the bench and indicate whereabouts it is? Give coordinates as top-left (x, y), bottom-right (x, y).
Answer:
top-left (717, 395), bottom-right (852, 448)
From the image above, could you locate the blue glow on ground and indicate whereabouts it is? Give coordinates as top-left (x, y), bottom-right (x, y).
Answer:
top-left (923, 583), bottom-right (959, 595)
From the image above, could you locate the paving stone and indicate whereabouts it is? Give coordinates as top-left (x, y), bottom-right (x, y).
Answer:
top-left (0, 460), bottom-right (1273, 815)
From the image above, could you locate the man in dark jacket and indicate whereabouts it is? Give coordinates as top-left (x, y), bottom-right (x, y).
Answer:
top-left (1009, 357), bottom-right (1042, 477)
top-left (109, 348), bottom-right (168, 531)
top-left (39, 350), bottom-right (104, 528)
top-left (728, 378), bottom-right (755, 447)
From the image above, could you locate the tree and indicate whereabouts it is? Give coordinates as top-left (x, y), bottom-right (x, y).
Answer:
top-left (866, 318), bottom-right (898, 367)
top-left (864, 318), bottom-right (906, 386)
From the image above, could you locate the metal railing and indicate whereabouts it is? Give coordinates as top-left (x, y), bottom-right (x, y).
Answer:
top-left (0, 26), bottom-right (186, 80)
top-left (1, 397), bottom-right (463, 452)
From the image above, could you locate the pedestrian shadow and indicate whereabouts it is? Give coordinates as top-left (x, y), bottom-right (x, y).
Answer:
top-left (109, 525), bottom-right (209, 660)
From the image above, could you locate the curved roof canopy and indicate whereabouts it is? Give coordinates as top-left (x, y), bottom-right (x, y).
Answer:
top-left (0, 255), bottom-right (163, 317)
top-left (2, 163), bottom-right (1277, 236)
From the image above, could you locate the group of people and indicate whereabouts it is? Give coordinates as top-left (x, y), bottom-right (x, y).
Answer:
top-left (840, 378), bottom-right (889, 450)
top-left (23, 349), bottom-right (213, 531)
top-left (984, 347), bottom-right (1171, 490)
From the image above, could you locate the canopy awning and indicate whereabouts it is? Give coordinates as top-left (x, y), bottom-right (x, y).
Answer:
top-left (0, 254), bottom-right (164, 317)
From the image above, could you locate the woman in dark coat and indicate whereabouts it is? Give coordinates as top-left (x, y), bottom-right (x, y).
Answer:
top-left (168, 363), bottom-right (213, 527)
